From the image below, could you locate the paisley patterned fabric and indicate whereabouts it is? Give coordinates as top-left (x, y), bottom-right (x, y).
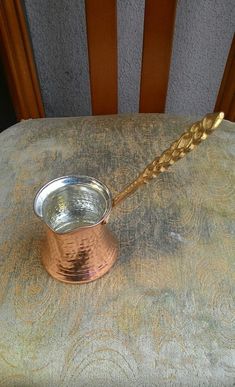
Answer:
top-left (0, 114), bottom-right (234, 386)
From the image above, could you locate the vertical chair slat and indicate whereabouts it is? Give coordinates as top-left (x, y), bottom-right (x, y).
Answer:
top-left (85, 0), bottom-right (117, 115)
top-left (139, 0), bottom-right (177, 113)
top-left (0, 0), bottom-right (44, 119)
top-left (215, 34), bottom-right (235, 122)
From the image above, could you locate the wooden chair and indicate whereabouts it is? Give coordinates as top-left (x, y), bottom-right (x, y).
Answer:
top-left (0, 0), bottom-right (234, 121)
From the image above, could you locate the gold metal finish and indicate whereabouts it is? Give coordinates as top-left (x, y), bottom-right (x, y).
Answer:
top-left (113, 112), bottom-right (224, 207)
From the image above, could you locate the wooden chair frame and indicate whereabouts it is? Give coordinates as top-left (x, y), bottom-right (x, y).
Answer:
top-left (0, 0), bottom-right (234, 121)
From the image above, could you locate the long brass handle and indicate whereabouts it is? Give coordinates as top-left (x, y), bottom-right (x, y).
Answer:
top-left (113, 112), bottom-right (224, 208)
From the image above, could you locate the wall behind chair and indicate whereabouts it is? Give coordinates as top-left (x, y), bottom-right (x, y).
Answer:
top-left (23, 0), bottom-right (234, 117)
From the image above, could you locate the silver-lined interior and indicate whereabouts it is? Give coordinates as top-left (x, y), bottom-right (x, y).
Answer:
top-left (34, 176), bottom-right (112, 233)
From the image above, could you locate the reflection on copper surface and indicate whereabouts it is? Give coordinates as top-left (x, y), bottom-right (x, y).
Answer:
top-left (42, 223), bottom-right (118, 284)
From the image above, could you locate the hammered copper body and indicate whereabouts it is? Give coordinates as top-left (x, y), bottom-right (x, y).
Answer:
top-left (42, 223), bottom-right (118, 284)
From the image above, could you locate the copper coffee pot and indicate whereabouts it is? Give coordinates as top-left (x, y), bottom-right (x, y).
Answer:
top-left (34, 113), bottom-right (224, 284)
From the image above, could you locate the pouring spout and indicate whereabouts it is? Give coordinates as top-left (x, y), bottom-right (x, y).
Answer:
top-left (112, 112), bottom-right (224, 208)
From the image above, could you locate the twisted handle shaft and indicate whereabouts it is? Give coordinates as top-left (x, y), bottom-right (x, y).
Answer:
top-left (113, 112), bottom-right (224, 208)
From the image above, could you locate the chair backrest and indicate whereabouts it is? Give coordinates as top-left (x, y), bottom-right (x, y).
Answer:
top-left (0, 0), bottom-right (234, 121)
top-left (86, 0), bottom-right (176, 115)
